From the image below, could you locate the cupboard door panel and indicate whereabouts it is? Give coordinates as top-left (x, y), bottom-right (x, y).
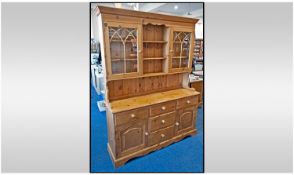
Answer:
top-left (116, 120), bottom-right (147, 157)
top-left (122, 128), bottom-right (143, 150)
top-left (175, 106), bottom-right (197, 135)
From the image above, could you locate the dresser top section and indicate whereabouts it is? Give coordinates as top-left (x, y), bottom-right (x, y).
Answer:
top-left (109, 88), bottom-right (199, 113)
top-left (95, 5), bottom-right (199, 24)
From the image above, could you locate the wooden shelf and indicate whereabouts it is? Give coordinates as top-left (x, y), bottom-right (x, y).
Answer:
top-left (143, 41), bottom-right (167, 43)
top-left (143, 57), bottom-right (165, 60)
top-left (107, 70), bottom-right (191, 81)
top-left (111, 58), bottom-right (137, 61)
top-left (110, 40), bottom-right (135, 43)
top-left (110, 88), bottom-right (200, 113)
top-left (173, 41), bottom-right (184, 44)
top-left (172, 56), bottom-right (188, 59)
top-left (142, 72), bottom-right (166, 77)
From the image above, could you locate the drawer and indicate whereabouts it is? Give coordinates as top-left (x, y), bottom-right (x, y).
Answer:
top-left (148, 112), bottom-right (176, 132)
top-left (148, 126), bottom-right (175, 146)
top-left (150, 101), bottom-right (176, 116)
top-left (177, 96), bottom-right (198, 109)
top-left (115, 108), bottom-right (149, 126)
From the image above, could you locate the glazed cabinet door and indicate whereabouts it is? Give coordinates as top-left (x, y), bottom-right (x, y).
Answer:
top-left (115, 120), bottom-right (147, 158)
top-left (175, 106), bottom-right (197, 135)
top-left (104, 22), bottom-right (142, 80)
top-left (169, 27), bottom-right (194, 72)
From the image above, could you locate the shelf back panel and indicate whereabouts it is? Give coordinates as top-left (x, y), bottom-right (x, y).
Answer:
top-left (107, 73), bottom-right (184, 101)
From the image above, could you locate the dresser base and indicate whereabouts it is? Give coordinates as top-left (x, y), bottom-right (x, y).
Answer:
top-left (108, 129), bottom-right (197, 168)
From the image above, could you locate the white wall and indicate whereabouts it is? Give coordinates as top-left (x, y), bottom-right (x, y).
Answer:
top-left (195, 19), bottom-right (203, 39)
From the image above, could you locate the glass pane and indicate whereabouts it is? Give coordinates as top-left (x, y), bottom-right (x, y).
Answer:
top-left (172, 58), bottom-right (180, 68)
top-left (173, 43), bottom-right (181, 58)
top-left (181, 58), bottom-right (189, 68)
top-left (173, 31), bottom-right (191, 69)
top-left (108, 26), bottom-right (138, 74)
top-left (111, 60), bottom-right (124, 74)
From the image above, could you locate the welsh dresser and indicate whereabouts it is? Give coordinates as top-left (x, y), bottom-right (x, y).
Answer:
top-left (94, 5), bottom-right (200, 167)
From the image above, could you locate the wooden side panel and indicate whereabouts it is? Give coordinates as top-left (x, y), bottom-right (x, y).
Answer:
top-left (106, 106), bottom-right (116, 157)
top-left (97, 15), bottom-right (110, 102)
top-left (190, 81), bottom-right (203, 105)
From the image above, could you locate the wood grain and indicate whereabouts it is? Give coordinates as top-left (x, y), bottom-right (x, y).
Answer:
top-left (110, 88), bottom-right (199, 113)
top-left (97, 6), bottom-right (201, 168)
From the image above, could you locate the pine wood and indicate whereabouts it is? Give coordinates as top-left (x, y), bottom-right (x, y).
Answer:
top-left (95, 5), bottom-right (200, 167)
top-left (190, 80), bottom-right (203, 106)
top-left (109, 88), bottom-right (199, 113)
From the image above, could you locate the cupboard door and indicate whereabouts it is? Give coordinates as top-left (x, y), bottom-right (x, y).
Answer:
top-left (169, 27), bottom-right (194, 72)
top-left (116, 120), bottom-right (147, 157)
top-left (105, 22), bottom-right (142, 79)
top-left (175, 106), bottom-right (197, 135)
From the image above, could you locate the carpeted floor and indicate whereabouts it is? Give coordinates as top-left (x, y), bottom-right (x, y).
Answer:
top-left (90, 84), bottom-right (203, 172)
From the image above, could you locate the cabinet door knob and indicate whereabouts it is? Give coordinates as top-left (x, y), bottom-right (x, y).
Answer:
top-left (161, 134), bottom-right (165, 138)
top-left (145, 132), bottom-right (149, 136)
top-left (131, 114), bottom-right (136, 118)
top-left (161, 106), bottom-right (166, 110)
top-left (161, 120), bottom-right (165, 124)
top-left (186, 100), bottom-right (191, 104)
top-left (175, 122), bottom-right (179, 126)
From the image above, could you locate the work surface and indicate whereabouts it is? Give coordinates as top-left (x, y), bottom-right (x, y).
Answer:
top-left (90, 85), bottom-right (204, 172)
top-left (109, 88), bottom-right (200, 113)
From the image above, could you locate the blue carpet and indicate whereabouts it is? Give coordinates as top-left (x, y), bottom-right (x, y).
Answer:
top-left (90, 84), bottom-right (203, 172)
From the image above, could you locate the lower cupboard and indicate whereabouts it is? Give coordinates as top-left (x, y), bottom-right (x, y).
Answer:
top-left (106, 88), bottom-right (199, 167)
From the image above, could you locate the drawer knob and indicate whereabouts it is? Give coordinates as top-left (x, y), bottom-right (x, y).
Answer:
top-left (161, 120), bottom-right (165, 124)
top-left (161, 106), bottom-right (166, 110)
top-left (175, 122), bottom-right (179, 126)
top-left (161, 134), bottom-right (165, 138)
top-left (186, 100), bottom-right (191, 104)
top-left (131, 114), bottom-right (136, 118)
top-left (145, 132), bottom-right (149, 136)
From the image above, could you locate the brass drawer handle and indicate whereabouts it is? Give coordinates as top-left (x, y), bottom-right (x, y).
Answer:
top-left (186, 100), bottom-right (191, 104)
top-left (161, 120), bottom-right (165, 124)
top-left (131, 114), bottom-right (136, 118)
top-left (145, 132), bottom-right (149, 136)
top-left (175, 122), bottom-right (179, 126)
top-left (161, 106), bottom-right (166, 110)
top-left (161, 134), bottom-right (165, 138)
